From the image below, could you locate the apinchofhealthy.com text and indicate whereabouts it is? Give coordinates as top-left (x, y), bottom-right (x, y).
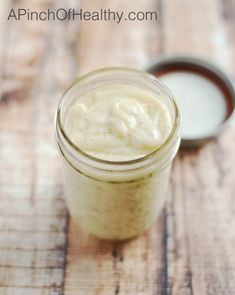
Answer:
top-left (7, 8), bottom-right (158, 23)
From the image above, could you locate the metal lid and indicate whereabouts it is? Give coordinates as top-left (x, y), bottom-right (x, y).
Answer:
top-left (147, 55), bottom-right (235, 147)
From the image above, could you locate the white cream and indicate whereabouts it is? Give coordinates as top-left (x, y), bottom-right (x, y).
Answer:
top-left (58, 79), bottom-right (180, 240)
top-left (65, 84), bottom-right (172, 161)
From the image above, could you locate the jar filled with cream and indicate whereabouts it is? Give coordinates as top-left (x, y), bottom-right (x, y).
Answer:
top-left (55, 67), bottom-right (180, 240)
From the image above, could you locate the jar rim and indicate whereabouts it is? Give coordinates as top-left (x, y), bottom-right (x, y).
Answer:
top-left (56, 67), bottom-right (180, 166)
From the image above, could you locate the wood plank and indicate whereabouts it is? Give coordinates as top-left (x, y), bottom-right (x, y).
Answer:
top-left (0, 0), bottom-right (81, 294)
top-left (64, 0), bottom-right (235, 294)
top-left (1, 0), bottom-right (235, 294)
top-left (64, 1), bottom-right (165, 294)
top-left (76, 0), bottom-right (161, 75)
top-left (65, 219), bottom-right (165, 295)
top-left (162, 0), bottom-right (235, 294)
top-left (0, 0), bottom-right (11, 98)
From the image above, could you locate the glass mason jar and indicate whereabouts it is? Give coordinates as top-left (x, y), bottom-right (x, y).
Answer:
top-left (55, 68), bottom-right (180, 240)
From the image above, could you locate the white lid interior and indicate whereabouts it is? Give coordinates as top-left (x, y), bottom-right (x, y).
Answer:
top-left (159, 70), bottom-right (228, 141)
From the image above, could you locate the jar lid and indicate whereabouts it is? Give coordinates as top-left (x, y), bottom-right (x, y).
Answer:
top-left (147, 55), bottom-right (235, 147)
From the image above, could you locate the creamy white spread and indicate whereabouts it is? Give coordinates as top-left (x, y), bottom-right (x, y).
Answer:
top-left (59, 81), bottom-right (178, 240)
top-left (65, 84), bottom-right (172, 161)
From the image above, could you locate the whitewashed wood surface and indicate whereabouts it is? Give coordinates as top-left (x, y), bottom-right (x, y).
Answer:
top-left (0, 0), bottom-right (235, 294)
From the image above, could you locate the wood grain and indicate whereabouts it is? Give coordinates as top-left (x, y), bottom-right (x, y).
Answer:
top-left (64, 0), bottom-right (165, 294)
top-left (1, 0), bottom-right (235, 294)
top-left (163, 0), bottom-right (235, 294)
top-left (0, 0), bottom-right (80, 294)
top-left (76, 0), bottom-right (161, 75)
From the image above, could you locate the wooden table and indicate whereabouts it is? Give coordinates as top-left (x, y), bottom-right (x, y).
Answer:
top-left (1, 0), bottom-right (235, 294)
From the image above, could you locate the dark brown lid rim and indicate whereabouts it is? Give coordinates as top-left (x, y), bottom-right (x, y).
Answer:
top-left (147, 55), bottom-right (235, 145)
